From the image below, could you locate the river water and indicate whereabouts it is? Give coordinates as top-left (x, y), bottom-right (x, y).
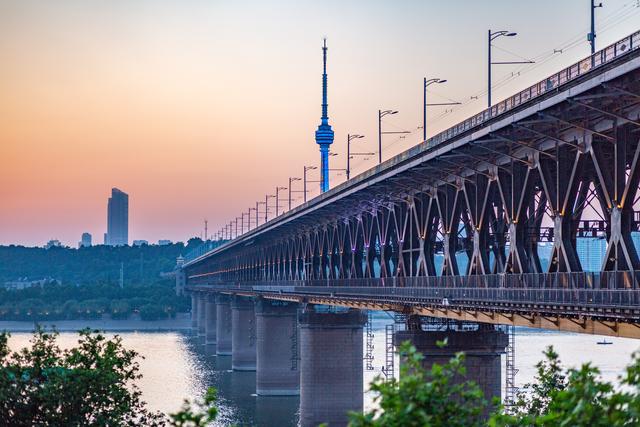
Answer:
top-left (5, 315), bottom-right (640, 426)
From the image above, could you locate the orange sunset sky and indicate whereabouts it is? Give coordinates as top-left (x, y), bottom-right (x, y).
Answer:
top-left (1, 0), bottom-right (639, 247)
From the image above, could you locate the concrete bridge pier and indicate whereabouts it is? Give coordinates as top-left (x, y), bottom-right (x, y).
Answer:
top-left (299, 306), bottom-right (367, 427)
top-left (231, 296), bottom-right (257, 371)
top-left (190, 293), bottom-right (198, 332)
top-left (394, 320), bottom-right (508, 403)
top-left (216, 294), bottom-right (233, 356)
top-left (205, 294), bottom-right (217, 346)
top-left (255, 298), bottom-right (299, 396)
top-left (197, 293), bottom-right (206, 338)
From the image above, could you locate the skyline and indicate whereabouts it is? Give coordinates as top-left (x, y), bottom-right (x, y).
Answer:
top-left (1, 0), bottom-right (640, 247)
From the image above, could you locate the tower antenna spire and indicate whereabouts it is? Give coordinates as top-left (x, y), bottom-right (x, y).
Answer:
top-left (315, 37), bottom-right (334, 193)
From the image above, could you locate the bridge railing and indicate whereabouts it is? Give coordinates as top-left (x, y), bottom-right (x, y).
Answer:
top-left (193, 270), bottom-right (640, 290)
top-left (183, 240), bottom-right (228, 263)
top-left (290, 286), bottom-right (640, 309)
top-left (241, 271), bottom-right (640, 290)
top-left (198, 280), bottom-right (640, 309)
top-left (421, 30), bottom-right (640, 152)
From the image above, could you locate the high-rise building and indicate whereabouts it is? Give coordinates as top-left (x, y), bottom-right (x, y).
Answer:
top-left (79, 232), bottom-right (92, 248)
top-left (106, 188), bottom-right (129, 246)
top-left (576, 237), bottom-right (607, 271)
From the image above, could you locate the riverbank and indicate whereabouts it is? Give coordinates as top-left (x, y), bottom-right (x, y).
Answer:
top-left (0, 312), bottom-right (192, 332)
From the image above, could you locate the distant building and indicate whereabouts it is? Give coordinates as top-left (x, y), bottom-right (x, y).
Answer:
top-left (106, 188), bottom-right (129, 246)
top-left (45, 239), bottom-right (62, 249)
top-left (133, 240), bottom-right (149, 246)
top-left (158, 239), bottom-right (172, 246)
top-left (79, 232), bottom-right (92, 248)
top-left (576, 237), bottom-right (607, 271)
top-left (3, 277), bottom-right (60, 291)
top-left (104, 233), bottom-right (108, 245)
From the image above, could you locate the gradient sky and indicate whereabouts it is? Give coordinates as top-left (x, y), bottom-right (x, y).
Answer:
top-left (1, 0), bottom-right (639, 247)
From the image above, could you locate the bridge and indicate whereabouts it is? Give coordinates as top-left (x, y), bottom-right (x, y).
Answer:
top-left (180, 31), bottom-right (640, 426)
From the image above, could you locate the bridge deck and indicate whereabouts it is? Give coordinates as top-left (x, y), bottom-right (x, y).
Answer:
top-left (189, 279), bottom-right (640, 338)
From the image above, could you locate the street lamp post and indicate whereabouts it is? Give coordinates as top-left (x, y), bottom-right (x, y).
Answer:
top-left (303, 166), bottom-right (317, 203)
top-left (589, 1), bottom-right (603, 56)
top-left (289, 177), bottom-right (302, 210)
top-left (488, 30), bottom-right (532, 109)
top-left (378, 110), bottom-right (410, 163)
top-left (265, 195), bottom-right (275, 222)
top-left (256, 201), bottom-right (265, 227)
top-left (346, 134), bottom-right (363, 180)
top-left (275, 186), bottom-right (287, 217)
top-left (423, 78), bottom-right (460, 141)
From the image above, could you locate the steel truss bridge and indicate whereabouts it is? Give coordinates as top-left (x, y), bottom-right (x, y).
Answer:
top-left (185, 31), bottom-right (640, 338)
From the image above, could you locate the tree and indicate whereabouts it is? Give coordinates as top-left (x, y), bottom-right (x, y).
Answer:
top-left (0, 328), bottom-right (220, 426)
top-left (348, 340), bottom-right (487, 427)
top-left (490, 346), bottom-right (640, 427)
top-left (169, 387), bottom-right (218, 427)
top-left (0, 328), bottom-right (165, 426)
top-left (140, 304), bottom-right (168, 321)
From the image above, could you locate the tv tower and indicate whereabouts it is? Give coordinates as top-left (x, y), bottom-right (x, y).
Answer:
top-left (315, 38), bottom-right (334, 193)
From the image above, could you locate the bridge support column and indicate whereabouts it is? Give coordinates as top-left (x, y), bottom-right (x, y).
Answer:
top-left (216, 294), bottom-right (233, 356)
top-left (299, 307), bottom-right (367, 427)
top-left (197, 293), bottom-right (206, 338)
top-left (231, 296), bottom-right (257, 371)
top-left (395, 321), bottom-right (507, 403)
top-left (205, 294), bottom-right (217, 345)
top-left (255, 298), bottom-right (299, 396)
top-left (190, 293), bottom-right (198, 331)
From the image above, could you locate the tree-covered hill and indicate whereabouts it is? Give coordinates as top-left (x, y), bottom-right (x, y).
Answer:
top-left (0, 239), bottom-right (203, 285)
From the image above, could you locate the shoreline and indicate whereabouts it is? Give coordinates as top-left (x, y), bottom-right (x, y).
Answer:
top-left (0, 313), bottom-right (192, 332)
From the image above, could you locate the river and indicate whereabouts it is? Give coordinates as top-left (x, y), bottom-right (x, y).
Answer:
top-left (4, 314), bottom-right (640, 426)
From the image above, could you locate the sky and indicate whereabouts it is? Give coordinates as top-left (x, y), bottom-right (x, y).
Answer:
top-left (1, 0), bottom-right (639, 247)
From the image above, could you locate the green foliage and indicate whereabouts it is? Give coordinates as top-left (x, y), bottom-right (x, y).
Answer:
top-left (0, 243), bottom-right (187, 285)
top-left (0, 328), bottom-right (165, 426)
top-left (489, 345), bottom-right (640, 427)
top-left (352, 342), bottom-right (640, 427)
top-left (0, 280), bottom-right (189, 321)
top-left (169, 387), bottom-right (219, 427)
top-left (349, 341), bottom-right (487, 427)
top-left (110, 299), bottom-right (132, 320)
top-left (0, 243), bottom-right (194, 322)
top-left (139, 304), bottom-right (169, 321)
top-left (0, 328), bottom-right (220, 426)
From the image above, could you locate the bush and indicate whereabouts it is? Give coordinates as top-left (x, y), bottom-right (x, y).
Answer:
top-left (0, 328), bottom-right (165, 426)
top-left (0, 329), bottom-right (219, 426)
top-left (139, 304), bottom-right (168, 321)
top-left (110, 299), bottom-right (132, 320)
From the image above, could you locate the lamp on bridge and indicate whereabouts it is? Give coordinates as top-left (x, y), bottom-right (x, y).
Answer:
top-left (275, 186), bottom-right (287, 217)
top-left (303, 166), bottom-right (318, 203)
top-left (265, 195), bottom-right (275, 222)
top-left (346, 134), bottom-right (370, 180)
top-left (288, 177), bottom-right (302, 211)
top-left (256, 200), bottom-right (266, 227)
top-left (488, 30), bottom-right (533, 109)
top-left (423, 78), bottom-right (460, 141)
top-left (378, 110), bottom-right (410, 164)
